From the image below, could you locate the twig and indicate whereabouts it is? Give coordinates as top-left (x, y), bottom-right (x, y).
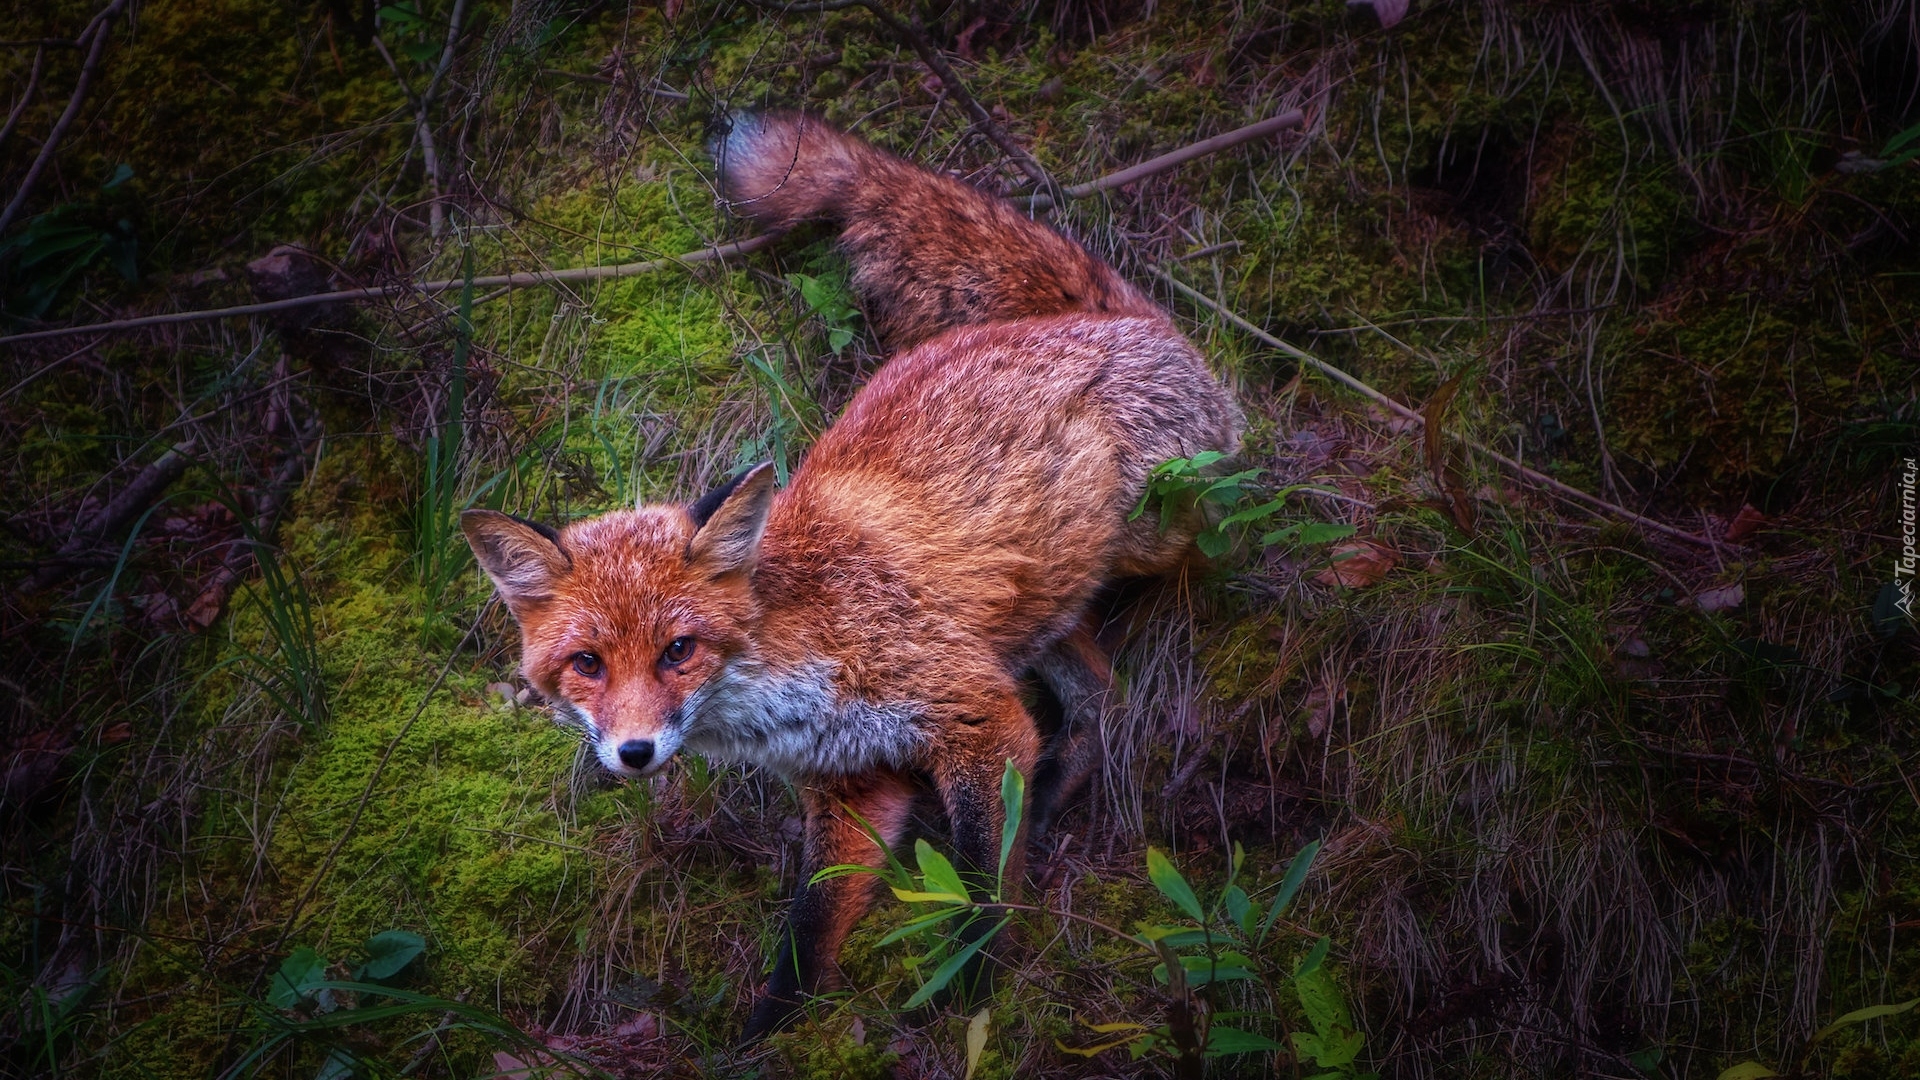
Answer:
top-left (539, 67), bottom-right (692, 99)
top-left (0, 44), bottom-right (45, 153)
top-left (370, 0), bottom-right (467, 239)
top-left (1149, 266), bottom-right (1726, 550)
top-left (0, 0), bottom-right (131, 236)
top-left (0, 233), bottom-right (783, 346)
top-left (1016, 111), bottom-right (1305, 210)
top-left (15, 440), bottom-right (196, 594)
top-left (760, 0), bottom-right (1065, 200)
top-left (182, 425), bottom-right (318, 629)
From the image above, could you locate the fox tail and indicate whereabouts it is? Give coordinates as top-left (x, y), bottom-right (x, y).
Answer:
top-left (710, 110), bottom-right (1158, 350)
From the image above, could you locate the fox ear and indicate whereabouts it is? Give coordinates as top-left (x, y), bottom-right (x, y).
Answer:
top-left (461, 510), bottom-right (571, 614)
top-left (687, 462), bottom-right (776, 577)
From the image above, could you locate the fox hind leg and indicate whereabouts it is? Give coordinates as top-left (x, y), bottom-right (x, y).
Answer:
top-left (1028, 623), bottom-right (1114, 839)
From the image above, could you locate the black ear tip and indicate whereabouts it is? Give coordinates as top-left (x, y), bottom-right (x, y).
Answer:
top-left (689, 463), bottom-right (776, 528)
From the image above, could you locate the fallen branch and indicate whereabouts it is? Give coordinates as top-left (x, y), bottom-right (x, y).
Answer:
top-left (1149, 267), bottom-right (1726, 551)
top-left (1015, 110), bottom-right (1305, 209)
top-left (16, 439), bottom-right (197, 594)
top-left (539, 67), bottom-right (691, 99)
top-left (181, 432), bottom-right (316, 629)
top-left (0, 0), bottom-right (131, 236)
top-left (0, 44), bottom-right (45, 153)
top-left (0, 233), bottom-right (784, 346)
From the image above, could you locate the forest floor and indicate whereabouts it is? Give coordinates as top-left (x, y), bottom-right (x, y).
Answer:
top-left (1, 1), bottom-right (1917, 1078)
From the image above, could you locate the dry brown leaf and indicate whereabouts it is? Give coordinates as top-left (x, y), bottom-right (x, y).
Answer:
top-left (1316, 540), bottom-right (1398, 588)
top-left (1726, 504), bottom-right (1767, 542)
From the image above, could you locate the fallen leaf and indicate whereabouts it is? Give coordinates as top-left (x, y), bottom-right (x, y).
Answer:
top-left (965, 1008), bottom-right (991, 1080)
top-left (612, 1012), bottom-right (659, 1039)
top-left (1316, 540), bottom-right (1398, 588)
top-left (1694, 583), bottom-right (1744, 613)
top-left (100, 722), bottom-right (134, 744)
top-left (1725, 504), bottom-right (1767, 542)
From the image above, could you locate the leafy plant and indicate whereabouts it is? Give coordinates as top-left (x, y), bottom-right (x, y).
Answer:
top-left (1883, 122), bottom-right (1920, 168)
top-left (787, 269), bottom-right (861, 356)
top-left (1132, 452), bottom-right (1356, 558)
top-left (1715, 997), bottom-right (1920, 1080)
top-left (236, 929), bottom-right (598, 1077)
top-left (823, 762), bottom-right (1365, 1079)
top-left (0, 165), bottom-right (139, 320)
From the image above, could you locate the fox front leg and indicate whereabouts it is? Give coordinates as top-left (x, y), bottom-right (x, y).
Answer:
top-left (745, 769), bottom-right (917, 1040)
top-left (926, 695), bottom-right (1043, 1007)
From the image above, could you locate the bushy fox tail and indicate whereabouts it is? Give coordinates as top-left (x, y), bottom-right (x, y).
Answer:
top-left (710, 111), bottom-right (1158, 350)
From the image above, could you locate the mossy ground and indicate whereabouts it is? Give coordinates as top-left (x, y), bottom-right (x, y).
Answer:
top-left (1, 1), bottom-right (1916, 1078)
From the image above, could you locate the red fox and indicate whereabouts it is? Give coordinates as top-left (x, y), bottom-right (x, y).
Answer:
top-left (462, 112), bottom-right (1242, 1036)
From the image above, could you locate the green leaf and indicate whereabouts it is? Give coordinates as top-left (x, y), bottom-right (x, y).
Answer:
top-left (828, 327), bottom-right (854, 355)
top-left (102, 164), bottom-right (134, 190)
top-left (1259, 839), bottom-right (1320, 944)
top-left (267, 947), bottom-right (328, 1010)
top-left (1813, 997), bottom-right (1920, 1041)
top-left (1204, 1026), bottom-right (1286, 1056)
top-left (890, 886), bottom-right (972, 904)
top-left (1224, 886), bottom-right (1254, 937)
top-left (916, 839), bottom-right (971, 902)
top-left (1153, 952), bottom-right (1257, 986)
top-left (902, 916), bottom-right (1009, 1008)
top-left (1295, 935), bottom-right (1331, 978)
top-left (1292, 1026), bottom-right (1365, 1069)
top-left (1146, 848), bottom-right (1205, 922)
top-left (1295, 964), bottom-right (1350, 1035)
top-left (879, 906), bottom-right (970, 945)
top-left (1195, 529), bottom-right (1233, 558)
top-left (1715, 1064), bottom-right (1780, 1080)
top-left (356, 929), bottom-right (425, 981)
top-left (997, 759), bottom-right (1025, 887)
top-left (1295, 522), bottom-right (1358, 544)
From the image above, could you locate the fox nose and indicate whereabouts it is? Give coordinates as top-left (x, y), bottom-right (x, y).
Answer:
top-left (617, 739), bottom-right (654, 771)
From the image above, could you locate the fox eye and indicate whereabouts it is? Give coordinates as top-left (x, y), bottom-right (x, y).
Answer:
top-left (571, 652), bottom-right (603, 678)
top-left (662, 637), bottom-right (695, 666)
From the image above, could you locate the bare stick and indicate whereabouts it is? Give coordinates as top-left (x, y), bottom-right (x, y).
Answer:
top-left (16, 440), bottom-right (196, 594)
top-left (0, 233), bottom-right (783, 346)
top-left (1019, 111), bottom-right (1305, 209)
top-left (0, 44), bottom-right (45, 153)
top-left (1150, 267), bottom-right (1725, 551)
top-left (757, 0), bottom-right (1064, 199)
top-left (0, 0), bottom-right (131, 236)
top-left (539, 68), bottom-right (692, 99)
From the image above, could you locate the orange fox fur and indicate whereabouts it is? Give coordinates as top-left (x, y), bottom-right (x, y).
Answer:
top-left (463, 112), bottom-right (1242, 1036)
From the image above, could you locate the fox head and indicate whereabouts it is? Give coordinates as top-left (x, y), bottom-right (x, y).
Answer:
top-left (460, 464), bottom-right (776, 777)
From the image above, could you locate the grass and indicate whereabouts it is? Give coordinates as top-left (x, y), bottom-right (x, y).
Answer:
top-left (0, 0), bottom-right (1916, 1077)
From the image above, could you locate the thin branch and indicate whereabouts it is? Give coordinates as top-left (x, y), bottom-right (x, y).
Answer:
top-left (0, 233), bottom-right (783, 346)
top-left (1015, 111), bottom-right (1305, 210)
top-left (0, 0), bottom-right (131, 236)
top-left (538, 68), bottom-right (691, 100)
top-left (760, 0), bottom-right (1064, 200)
top-left (15, 440), bottom-right (197, 594)
top-left (0, 44), bottom-right (45, 153)
top-left (1149, 266), bottom-right (1727, 551)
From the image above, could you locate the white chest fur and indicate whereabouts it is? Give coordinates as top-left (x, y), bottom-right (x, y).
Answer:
top-left (679, 657), bottom-right (926, 779)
